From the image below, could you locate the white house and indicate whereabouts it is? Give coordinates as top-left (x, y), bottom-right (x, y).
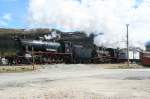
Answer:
top-left (118, 48), bottom-right (141, 61)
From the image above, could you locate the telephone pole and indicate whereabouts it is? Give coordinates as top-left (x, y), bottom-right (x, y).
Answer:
top-left (126, 24), bottom-right (130, 66)
top-left (32, 47), bottom-right (35, 70)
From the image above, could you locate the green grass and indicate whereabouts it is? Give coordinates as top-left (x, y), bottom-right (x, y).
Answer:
top-left (0, 50), bottom-right (17, 56)
top-left (0, 66), bottom-right (34, 73)
top-left (91, 63), bottom-right (144, 69)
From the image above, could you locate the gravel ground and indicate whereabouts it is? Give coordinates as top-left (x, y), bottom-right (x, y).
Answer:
top-left (0, 64), bottom-right (150, 99)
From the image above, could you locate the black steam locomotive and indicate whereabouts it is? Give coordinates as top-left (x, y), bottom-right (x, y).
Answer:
top-left (13, 37), bottom-right (118, 65)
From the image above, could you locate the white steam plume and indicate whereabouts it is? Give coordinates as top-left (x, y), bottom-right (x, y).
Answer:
top-left (28, 0), bottom-right (150, 49)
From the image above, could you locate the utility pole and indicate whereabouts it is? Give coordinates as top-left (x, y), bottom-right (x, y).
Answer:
top-left (32, 47), bottom-right (35, 70)
top-left (126, 24), bottom-right (130, 66)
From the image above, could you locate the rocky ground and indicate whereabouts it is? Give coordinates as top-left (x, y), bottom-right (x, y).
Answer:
top-left (0, 64), bottom-right (150, 99)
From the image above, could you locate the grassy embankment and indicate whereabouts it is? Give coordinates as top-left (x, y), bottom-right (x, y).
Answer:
top-left (89, 63), bottom-right (144, 69)
top-left (0, 63), bottom-right (145, 73)
top-left (0, 65), bottom-right (36, 73)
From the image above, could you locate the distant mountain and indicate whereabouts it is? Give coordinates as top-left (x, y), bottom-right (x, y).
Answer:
top-left (0, 28), bottom-right (51, 35)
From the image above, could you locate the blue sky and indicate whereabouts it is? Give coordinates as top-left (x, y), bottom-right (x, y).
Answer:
top-left (0, 0), bottom-right (143, 29)
top-left (0, 0), bottom-right (28, 28)
top-left (134, 0), bottom-right (143, 8)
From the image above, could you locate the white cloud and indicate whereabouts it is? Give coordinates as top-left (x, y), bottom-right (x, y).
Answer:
top-left (0, 13), bottom-right (12, 26)
top-left (28, 0), bottom-right (150, 49)
top-left (2, 13), bottom-right (12, 21)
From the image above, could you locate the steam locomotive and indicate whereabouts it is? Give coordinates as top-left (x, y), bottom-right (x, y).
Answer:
top-left (0, 30), bottom-right (119, 65)
top-left (13, 35), bottom-right (118, 65)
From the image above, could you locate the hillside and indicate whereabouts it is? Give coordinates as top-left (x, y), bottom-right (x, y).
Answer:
top-left (0, 28), bottom-right (54, 37)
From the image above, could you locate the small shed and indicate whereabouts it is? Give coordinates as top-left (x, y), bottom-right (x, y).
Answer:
top-left (118, 48), bottom-right (141, 62)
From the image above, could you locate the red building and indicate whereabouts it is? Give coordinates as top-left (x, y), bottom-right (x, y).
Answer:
top-left (140, 52), bottom-right (150, 66)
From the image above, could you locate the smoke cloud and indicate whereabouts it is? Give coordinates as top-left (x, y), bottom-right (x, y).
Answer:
top-left (28, 0), bottom-right (150, 49)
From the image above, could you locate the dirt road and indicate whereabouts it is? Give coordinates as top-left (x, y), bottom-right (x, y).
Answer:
top-left (0, 64), bottom-right (150, 99)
